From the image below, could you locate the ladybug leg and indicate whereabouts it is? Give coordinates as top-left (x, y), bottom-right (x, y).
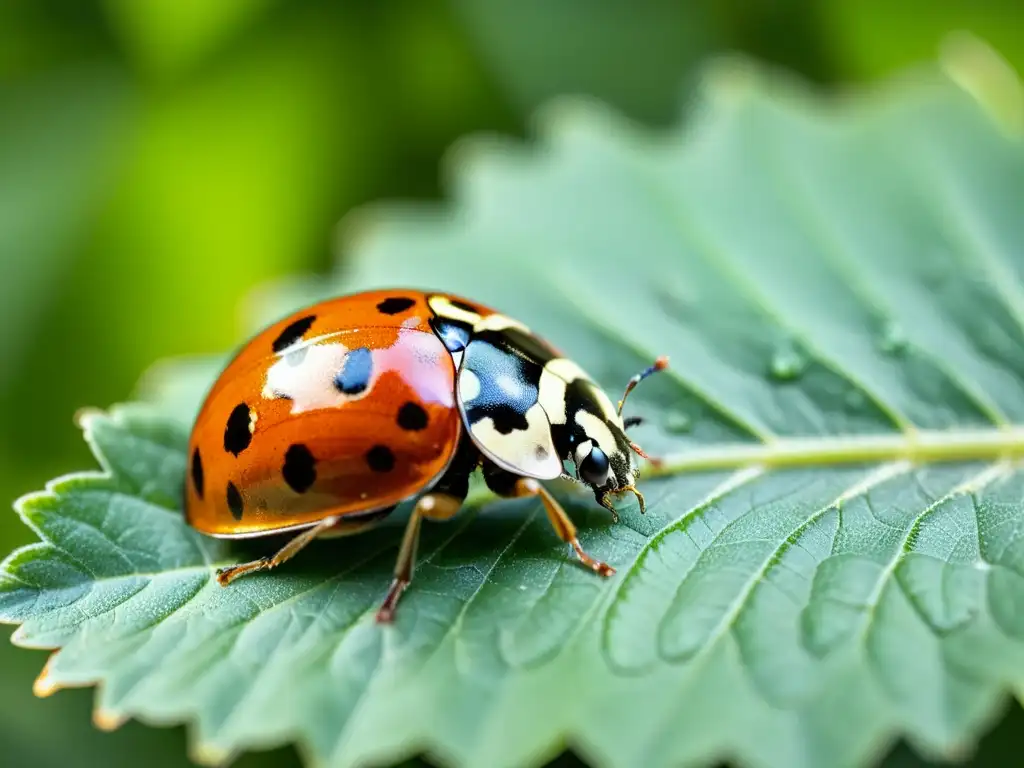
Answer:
top-left (484, 461), bottom-right (614, 577)
top-left (215, 509), bottom-right (393, 586)
top-left (516, 478), bottom-right (614, 577)
top-left (377, 435), bottom-right (480, 623)
top-left (376, 492), bottom-right (464, 623)
top-left (215, 514), bottom-right (343, 586)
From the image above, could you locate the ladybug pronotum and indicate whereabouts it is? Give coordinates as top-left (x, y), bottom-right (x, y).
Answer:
top-left (185, 289), bottom-right (667, 622)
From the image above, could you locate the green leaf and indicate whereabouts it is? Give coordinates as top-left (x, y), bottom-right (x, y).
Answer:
top-left (5, 56), bottom-right (1024, 768)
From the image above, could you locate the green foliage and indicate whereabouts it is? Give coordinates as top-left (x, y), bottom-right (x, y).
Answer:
top-left (4, 58), bottom-right (1024, 768)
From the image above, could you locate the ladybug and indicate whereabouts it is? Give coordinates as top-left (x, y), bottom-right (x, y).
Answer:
top-left (185, 289), bottom-right (667, 622)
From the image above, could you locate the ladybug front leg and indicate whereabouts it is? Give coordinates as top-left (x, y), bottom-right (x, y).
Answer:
top-left (483, 462), bottom-right (615, 578)
top-left (517, 479), bottom-right (615, 577)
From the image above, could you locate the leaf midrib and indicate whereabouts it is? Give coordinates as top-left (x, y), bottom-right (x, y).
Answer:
top-left (645, 425), bottom-right (1024, 476)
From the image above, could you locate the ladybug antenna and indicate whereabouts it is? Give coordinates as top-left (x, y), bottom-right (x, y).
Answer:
top-left (617, 355), bottom-right (669, 417)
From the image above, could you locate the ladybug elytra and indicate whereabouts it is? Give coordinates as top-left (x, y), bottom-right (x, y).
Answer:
top-left (185, 289), bottom-right (666, 622)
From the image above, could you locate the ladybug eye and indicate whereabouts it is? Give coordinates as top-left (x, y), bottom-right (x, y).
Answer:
top-left (579, 447), bottom-right (610, 486)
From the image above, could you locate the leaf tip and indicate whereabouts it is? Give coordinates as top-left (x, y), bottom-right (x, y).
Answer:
top-left (73, 406), bottom-right (105, 431)
top-left (33, 654), bottom-right (62, 698)
top-left (93, 707), bottom-right (128, 732)
top-left (189, 741), bottom-right (234, 767)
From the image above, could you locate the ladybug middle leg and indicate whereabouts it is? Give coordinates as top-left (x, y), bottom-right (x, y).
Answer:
top-left (483, 462), bottom-right (615, 578)
top-left (376, 433), bottom-right (481, 623)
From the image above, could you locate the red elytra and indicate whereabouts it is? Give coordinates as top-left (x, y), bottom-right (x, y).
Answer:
top-left (185, 290), bottom-right (495, 537)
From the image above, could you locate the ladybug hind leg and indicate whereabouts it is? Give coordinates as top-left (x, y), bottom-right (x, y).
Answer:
top-left (215, 512), bottom-right (386, 586)
top-left (483, 462), bottom-right (615, 578)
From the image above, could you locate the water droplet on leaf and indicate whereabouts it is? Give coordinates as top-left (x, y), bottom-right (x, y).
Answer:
top-left (878, 321), bottom-right (908, 355)
top-left (769, 344), bottom-right (806, 382)
top-left (665, 410), bottom-right (692, 433)
top-left (844, 390), bottom-right (866, 409)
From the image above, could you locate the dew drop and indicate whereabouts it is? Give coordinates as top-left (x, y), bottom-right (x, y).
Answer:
top-left (878, 321), bottom-right (909, 356)
top-left (768, 343), bottom-right (806, 382)
top-left (844, 390), bottom-right (866, 410)
top-left (665, 410), bottom-right (693, 434)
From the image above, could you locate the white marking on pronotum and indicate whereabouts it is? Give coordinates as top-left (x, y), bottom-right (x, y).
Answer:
top-left (575, 439), bottom-right (594, 464)
top-left (460, 369), bottom-right (482, 402)
top-left (546, 357), bottom-right (590, 384)
top-left (428, 295), bottom-right (480, 326)
top-left (592, 386), bottom-right (623, 425)
top-left (538, 366), bottom-right (569, 425)
top-left (575, 411), bottom-right (619, 485)
top-left (474, 312), bottom-right (532, 336)
top-left (470, 403), bottom-right (562, 479)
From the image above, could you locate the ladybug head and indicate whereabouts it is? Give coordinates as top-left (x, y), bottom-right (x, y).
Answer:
top-left (572, 356), bottom-right (670, 516)
top-left (570, 411), bottom-right (643, 513)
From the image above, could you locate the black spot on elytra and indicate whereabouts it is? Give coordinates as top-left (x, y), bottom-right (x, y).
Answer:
top-left (224, 403), bottom-right (253, 456)
top-left (334, 347), bottom-right (373, 395)
top-left (397, 401), bottom-right (428, 431)
top-left (227, 482), bottom-right (244, 520)
top-left (366, 444), bottom-right (395, 473)
top-left (272, 315), bottom-right (316, 353)
top-left (282, 444), bottom-right (317, 493)
top-left (376, 296), bottom-right (416, 315)
top-left (191, 448), bottom-right (204, 499)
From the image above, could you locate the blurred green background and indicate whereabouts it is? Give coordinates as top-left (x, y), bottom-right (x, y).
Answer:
top-left (1, 1), bottom-right (1022, 766)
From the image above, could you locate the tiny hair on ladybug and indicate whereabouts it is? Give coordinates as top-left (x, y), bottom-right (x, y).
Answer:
top-left (184, 289), bottom-right (668, 622)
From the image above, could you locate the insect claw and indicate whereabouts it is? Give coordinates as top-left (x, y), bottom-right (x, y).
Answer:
top-left (618, 485), bottom-right (646, 514)
top-left (596, 491), bottom-right (620, 523)
top-left (598, 484), bottom-right (647, 518)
